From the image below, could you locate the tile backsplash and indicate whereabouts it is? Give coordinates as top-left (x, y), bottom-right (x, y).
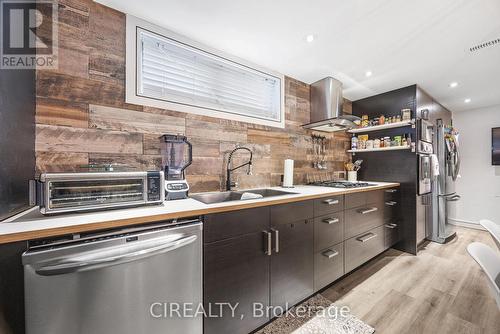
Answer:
top-left (35, 0), bottom-right (351, 192)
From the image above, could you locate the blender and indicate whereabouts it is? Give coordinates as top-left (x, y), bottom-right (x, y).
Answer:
top-left (160, 134), bottom-right (192, 200)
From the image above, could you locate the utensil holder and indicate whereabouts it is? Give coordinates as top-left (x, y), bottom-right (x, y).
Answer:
top-left (347, 171), bottom-right (357, 182)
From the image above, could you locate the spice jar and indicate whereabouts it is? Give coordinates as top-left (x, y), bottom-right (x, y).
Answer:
top-left (401, 109), bottom-right (411, 121)
top-left (379, 115), bottom-right (385, 125)
top-left (361, 115), bottom-right (369, 127)
top-left (383, 137), bottom-right (391, 147)
top-left (351, 136), bottom-right (358, 150)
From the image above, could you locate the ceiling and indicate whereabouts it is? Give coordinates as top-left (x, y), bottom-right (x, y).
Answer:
top-left (97, 0), bottom-right (500, 112)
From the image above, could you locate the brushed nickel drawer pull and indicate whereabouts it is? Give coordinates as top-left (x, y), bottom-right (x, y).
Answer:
top-left (263, 231), bottom-right (272, 256)
top-left (356, 232), bottom-right (377, 243)
top-left (322, 249), bottom-right (339, 259)
top-left (385, 201), bottom-right (397, 206)
top-left (323, 199), bottom-right (339, 205)
top-left (384, 223), bottom-right (398, 229)
top-left (358, 207), bottom-right (378, 214)
top-left (385, 189), bottom-right (397, 193)
top-left (323, 218), bottom-right (340, 225)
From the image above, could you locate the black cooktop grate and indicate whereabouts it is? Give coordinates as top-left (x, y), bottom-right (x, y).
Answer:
top-left (308, 181), bottom-right (376, 188)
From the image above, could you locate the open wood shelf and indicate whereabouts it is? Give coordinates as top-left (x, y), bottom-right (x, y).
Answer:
top-left (348, 120), bottom-right (414, 133)
top-left (347, 146), bottom-right (412, 153)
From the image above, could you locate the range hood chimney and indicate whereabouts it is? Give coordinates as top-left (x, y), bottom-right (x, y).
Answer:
top-left (302, 77), bottom-right (360, 132)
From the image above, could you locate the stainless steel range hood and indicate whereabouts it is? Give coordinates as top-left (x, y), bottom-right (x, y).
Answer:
top-left (302, 77), bottom-right (360, 132)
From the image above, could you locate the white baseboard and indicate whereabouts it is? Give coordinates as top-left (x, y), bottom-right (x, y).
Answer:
top-left (448, 218), bottom-right (486, 231)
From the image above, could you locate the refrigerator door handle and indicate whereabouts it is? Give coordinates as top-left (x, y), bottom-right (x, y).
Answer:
top-left (445, 194), bottom-right (461, 202)
top-left (438, 192), bottom-right (456, 197)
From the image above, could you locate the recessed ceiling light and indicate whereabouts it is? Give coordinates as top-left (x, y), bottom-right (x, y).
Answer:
top-left (449, 82), bottom-right (458, 88)
top-left (464, 98), bottom-right (471, 103)
top-left (365, 71), bottom-right (373, 77)
top-left (306, 34), bottom-right (315, 43)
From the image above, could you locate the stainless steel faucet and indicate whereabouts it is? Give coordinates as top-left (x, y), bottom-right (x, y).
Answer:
top-left (226, 146), bottom-right (253, 191)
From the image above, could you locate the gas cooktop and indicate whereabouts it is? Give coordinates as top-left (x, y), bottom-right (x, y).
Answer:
top-left (308, 181), bottom-right (376, 188)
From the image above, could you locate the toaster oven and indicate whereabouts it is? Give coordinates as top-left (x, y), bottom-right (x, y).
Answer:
top-left (31, 171), bottom-right (164, 214)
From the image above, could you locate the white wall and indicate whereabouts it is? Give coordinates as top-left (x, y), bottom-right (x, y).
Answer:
top-left (451, 105), bottom-right (500, 225)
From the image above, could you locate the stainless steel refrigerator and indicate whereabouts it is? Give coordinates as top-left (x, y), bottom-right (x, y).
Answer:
top-left (427, 119), bottom-right (460, 243)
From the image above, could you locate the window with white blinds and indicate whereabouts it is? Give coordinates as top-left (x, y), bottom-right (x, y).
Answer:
top-left (132, 27), bottom-right (283, 126)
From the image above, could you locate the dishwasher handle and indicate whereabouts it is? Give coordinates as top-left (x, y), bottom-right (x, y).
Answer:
top-left (34, 234), bottom-right (198, 276)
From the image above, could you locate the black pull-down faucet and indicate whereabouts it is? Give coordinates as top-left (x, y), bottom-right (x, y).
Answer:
top-left (226, 146), bottom-right (253, 191)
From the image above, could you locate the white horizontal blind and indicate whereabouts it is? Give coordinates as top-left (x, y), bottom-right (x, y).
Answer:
top-left (137, 29), bottom-right (282, 123)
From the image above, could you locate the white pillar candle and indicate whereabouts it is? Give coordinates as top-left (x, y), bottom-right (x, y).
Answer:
top-left (283, 159), bottom-right (294, 188)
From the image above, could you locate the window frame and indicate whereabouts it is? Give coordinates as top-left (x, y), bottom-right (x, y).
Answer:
top-left (126, 15), bottom-right (285, 128)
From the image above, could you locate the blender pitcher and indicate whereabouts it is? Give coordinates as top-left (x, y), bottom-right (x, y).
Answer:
top-left (160, 135), bottom-right (192, 200)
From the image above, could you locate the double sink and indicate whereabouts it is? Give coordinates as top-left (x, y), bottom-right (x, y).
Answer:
top-left (190, 188), bottom-right (297, 204)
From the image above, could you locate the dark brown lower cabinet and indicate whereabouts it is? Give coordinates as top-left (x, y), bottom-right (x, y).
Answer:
top-left (383, 188), bottom-right (402, 248)
top-left (384, 222), bottom-right (401, 249)
top-left (314, 242), bottom-right (344, 291)
top-left (345, 225), bottom-right (385, 273)
top-left (203, 190), bottom-right (399, 334)
top-left (270, 219), bottom-right (314, 309)
top-left (204, 232), bottom-right (270, 334)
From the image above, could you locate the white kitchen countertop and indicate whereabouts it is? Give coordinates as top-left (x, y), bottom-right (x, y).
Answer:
top-left (0, 182), bottom-right (399, 244)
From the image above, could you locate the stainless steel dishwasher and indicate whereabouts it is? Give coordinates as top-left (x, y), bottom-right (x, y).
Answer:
top-left (23, 218), bottom-right (202, 334)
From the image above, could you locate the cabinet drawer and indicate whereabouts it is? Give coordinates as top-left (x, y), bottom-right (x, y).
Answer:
top-left (270, 200), bottom-right (313, 225)
top-left (314, 242), bottom-right (344, 291)
top-left (344, 204), bottom-right (384, 239)
top-left (314, 213), bottom-right (344, 251)
top-left (383, 187), bottom-right (400, 201)
top-left (383, 200), bottom-right (400, 223)
top-left (314, 195), bottom-right (344, 216)
top-left (345, 190), bottom-right (385, 210)
top-left (204, 207), bottom-right (270, 243)
top-left (345, 226), bottom-right (385, 273)
top-left (366, 190), bottom-right (385, 207)
top-left (384, 222), bottom-right (401, 249)
top-left (344, 192), bottom-right (366, 209)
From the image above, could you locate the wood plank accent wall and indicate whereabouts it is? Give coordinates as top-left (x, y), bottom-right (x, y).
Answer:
top-left (35, 0), bottom-right (351, 192)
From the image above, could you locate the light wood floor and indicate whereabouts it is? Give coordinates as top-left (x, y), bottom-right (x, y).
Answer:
top-left (321, 227), bottom-right (500, 334)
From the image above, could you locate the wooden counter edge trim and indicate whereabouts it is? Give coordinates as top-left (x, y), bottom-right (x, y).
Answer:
top-left (0, 183), bottom-right (399, 244)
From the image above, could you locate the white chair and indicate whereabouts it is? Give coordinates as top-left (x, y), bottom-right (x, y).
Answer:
top-left (466, 242), bottom-right (500, 310)
top-left (480, 219), bottom-right (500, 250)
